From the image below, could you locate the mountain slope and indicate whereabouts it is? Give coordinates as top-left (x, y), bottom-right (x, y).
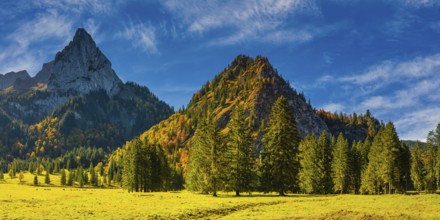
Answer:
top-left (0, 28), bottom-right (173, 160)
top-left (140, 55), bottom-right (328, 168)
top-left (0, 70), bottom-right (30, 89)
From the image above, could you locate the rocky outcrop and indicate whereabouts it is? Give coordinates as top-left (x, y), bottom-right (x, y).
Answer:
top-left (46, 28), bottom-right (122, 95)
top-left (0, 70), bottom-right (30, 89)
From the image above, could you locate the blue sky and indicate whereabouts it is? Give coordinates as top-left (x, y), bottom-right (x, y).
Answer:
top-left (1, 0), bottom-right (439, 141)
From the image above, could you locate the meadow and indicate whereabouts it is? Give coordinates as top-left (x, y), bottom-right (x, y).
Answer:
top-left (1, 172), bottom-right (440, 219)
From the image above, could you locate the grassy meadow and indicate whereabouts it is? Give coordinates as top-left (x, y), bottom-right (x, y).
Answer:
top-left (1, 172), bottom-right (440, 219)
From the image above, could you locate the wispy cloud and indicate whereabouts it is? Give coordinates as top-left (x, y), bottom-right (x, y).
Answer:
top-left (0, 10), bottom-right (73, 74)
top-left (340, 53), bottom-right (440, 92)
top-left (117, 22), bottom-right (159, 54)
top-left (395, 107), bottom-right (440, 141)
top-left (316, 53), bottom-right (440, 140)
top-left (162, 0), bottom-right (321, 45)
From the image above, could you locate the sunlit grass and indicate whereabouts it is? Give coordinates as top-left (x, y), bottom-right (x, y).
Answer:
top-left (1, 173), bottom-right (440, 219)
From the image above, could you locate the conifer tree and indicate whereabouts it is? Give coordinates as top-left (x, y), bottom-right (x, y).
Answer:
top-left (361, 128), bottom-right (384, 194)
top-left (262, 96), bottom-right (300, 195)
top-left (424, 144), bottom-right (437, 193)
top-left (187, 115), bottom-right (226, 196)
top-left (67, 170), bottom-right (74, 186)
top-left (45, 171), bottom-right (50, 184)
top-left (410, 142), bottom-right (424, 192)
top-left (225, 106), bottom-right (255, 196)
top-left (34, 175), bottom-right (38, 186)
top-left (61, 169), bottom-right (67, 186)
top-left (332, 133), bottom-right (350, 194)
top-left (90, 163), bottom-right (97, 186)
top-left (318, 131), bottom-right (333, 193)
top-left (0, 169), bottom-right (4, 180)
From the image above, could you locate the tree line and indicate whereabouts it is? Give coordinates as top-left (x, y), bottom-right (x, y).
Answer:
top-left (186, 96), bottom-right (440, 196)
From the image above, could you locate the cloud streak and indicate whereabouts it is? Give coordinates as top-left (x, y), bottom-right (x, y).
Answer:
top-left (162, 0), bottom-right (321, 45)
top-left (117, 22), bottom-right (159, 55)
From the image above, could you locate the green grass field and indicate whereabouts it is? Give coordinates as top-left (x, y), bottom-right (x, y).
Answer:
top-left (1, 172), bottom-right (440, 219)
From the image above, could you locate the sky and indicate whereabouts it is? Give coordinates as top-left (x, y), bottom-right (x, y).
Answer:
top-left (0, 0), bottom-right (439, 141)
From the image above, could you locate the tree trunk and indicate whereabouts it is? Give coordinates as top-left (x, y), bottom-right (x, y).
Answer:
top-left (213, 191), bottom-right (217, 197)
top-left (235, 190), bottom-right (240, 196)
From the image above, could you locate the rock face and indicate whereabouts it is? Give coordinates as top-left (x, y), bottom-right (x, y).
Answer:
top-left (45, 28), bottom-right (122, 95)
top-left (0, 70), bottom-right (30, 89)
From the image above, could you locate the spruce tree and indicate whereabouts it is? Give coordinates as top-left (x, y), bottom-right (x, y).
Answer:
top-left (332, 133), bottom-right (350, 194)
top-left (262, 96), bottom-right (300, 195)
top-left (298, 134), bottom-right (318, 193)
top-left (410, 142), bottom-right (424, 192)
top-left (67, 170), bottom-right (74, 186)
top-left (361, 128), bottom-right (384, 194)
top-left (33, 175), bottom-right (39, 186)
top-left (225, 106), bottom-right (255, 196)
top-left (45, 171), bottom-right (50, 184)
top-left (90, 163), bottom-right (97, 186)
top-left (187, 115), bottom-right (226, 196)
top-left (61, 169), bottom-right (67, 186)
top-left (0, 169), bottom-right (4, 180)
top-left (424, 144), bottom-right (437, 193)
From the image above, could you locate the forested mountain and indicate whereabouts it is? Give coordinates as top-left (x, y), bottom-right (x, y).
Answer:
top-left (0, 29), bottom-right (174, 161)
top-left (139, 55), bottom-right (328, 171)
top-left (315, 109), bottom-right (383, 142)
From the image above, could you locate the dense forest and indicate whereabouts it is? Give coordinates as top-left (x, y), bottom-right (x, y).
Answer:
top-left (2, 95), bottom-right (439, 196)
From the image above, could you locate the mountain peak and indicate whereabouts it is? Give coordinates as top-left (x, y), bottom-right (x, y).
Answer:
top-left (72, 28), bottom-right (96, 48)
top-left (42, 28), bottom-right (122, 95)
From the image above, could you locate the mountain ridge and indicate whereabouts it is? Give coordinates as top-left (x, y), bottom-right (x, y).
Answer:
top-left (0, 28), bottom-right (174, 160)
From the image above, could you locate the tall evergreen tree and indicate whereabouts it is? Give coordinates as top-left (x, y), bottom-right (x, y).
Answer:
top-left (187, 115), bottom-right (226, 196)
top-left (67, 170), bottom-right (74, 186)
top-left (361, 128), bottom-right (384, 194)
top-left (332, 133), bottom-right (350, 194)
top-left (90, 163), bottom-right (97, 186)
top-left (427, 123), bottom-right (440, 190)
top-left (298, 134), bottom-right (318, 193)
top-left (225, 106), bottom-right (255, 196)
top-left (410, 142), bottom-right (424, 192)
top-left (33, 175), bottom-right (39, 186)
top-left (298, 132), bottom-right (332, 194)
top-left (45, 171), bottom-right (50, 184)
top-left (424, 144), bottom-right (437, 193)
top-left (60, 169), bottom-right (67, 186)
top-left (0, 169), bottom-right (4, 180)
top-left (262, 96), bottom-right (300, 195)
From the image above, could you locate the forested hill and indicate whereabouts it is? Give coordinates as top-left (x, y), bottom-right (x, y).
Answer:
top-left (315, 109), bottom-right (383, 142)
top-left (0, 29), bottom-right (174, 161)
top-left (137, 55), bottom-right (331, 170)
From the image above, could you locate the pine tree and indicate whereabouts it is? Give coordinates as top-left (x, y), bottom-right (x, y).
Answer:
top-left (67, 170), bottom-right (74, 186)
top-left (410, 142), bottom-right (424, 192)
top-left (262, 96), bottom-right (300, 195)
top-left (298, 131), bottom-right (333, 194)
top-left (332, 133), bottom-right (350, 194)
top-left (44, 171), bottom-right (50, 184)
top-left (424, 144), bottom-right (437, 193)
top-left (361, 128), bottom-right (384, 194)
top-left (225, 106), bottom-right (255, 196)
top-left (0, 169), bottom-right (4, 180)
top-left (33, 175), bottom-right (39, 186)
top-left (61, 169), bottom-right (67, 186)
top-left (90, 163), bottom-right (97, 186)
top-left (427, 123), bottom-right (440, 190)
top-left (318, 131), bottom-right (333, 194)
top-left (298, 134), bottom-right (318, 193)
top-left (187, 115), bottom-right (226, 196)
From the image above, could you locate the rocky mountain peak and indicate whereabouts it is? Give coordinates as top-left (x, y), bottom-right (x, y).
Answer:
top-left (0, 70), bottom-right (30, 89)
top-left (43, 28), bottom-right (122, 95)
